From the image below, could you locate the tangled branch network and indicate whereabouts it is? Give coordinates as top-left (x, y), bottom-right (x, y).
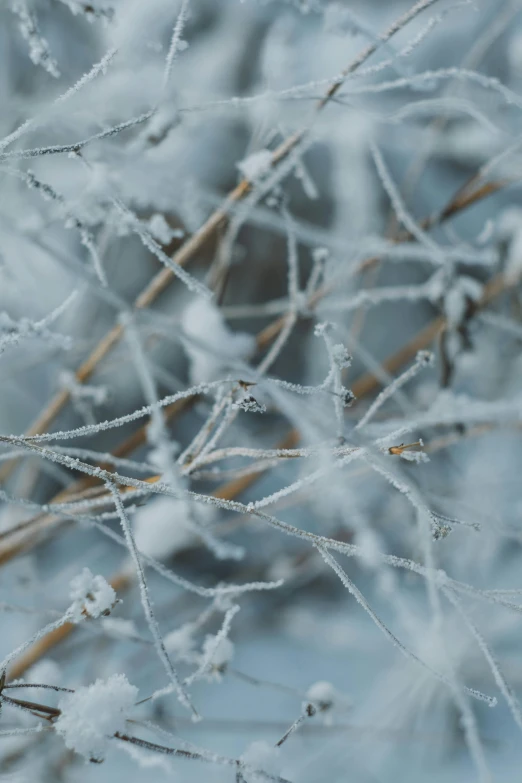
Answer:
top-left (2, 1), bottom-right (522, 781)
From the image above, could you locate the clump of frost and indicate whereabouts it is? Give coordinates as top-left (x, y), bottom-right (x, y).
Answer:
top-left (237, 149), bottom-right (273, 182)
top-left (132, 496), bottom-right (197, 560)
top-left (201, 634), bottom-right (234, 674)
top-left (306, 680), bottom-right (338, 711)
top-left (55, 674), bottom-right (138, 762)
top-left (232, 393), bottom-right (266, 413)
top-left (312, 246), bottom-right (329, 264)
top-left (68, 568), bottom-right (116, 622)
top-left (331, 343), bottom-right (352, 369)
top-left (164, 624), bottom-right (196, 661)
top-left (182, 298), bottom-right (255, 384)
top-left (416, 350), bottom-right (435, 367)
top-left (305, 680), bottom-right (349, 725)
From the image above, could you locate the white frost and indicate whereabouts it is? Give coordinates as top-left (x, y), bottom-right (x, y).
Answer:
top-left (164, 624), bottom-right (196, 660)
top-left (132, 496), bottom-right (197, 560)
top-left (306, 680), bottom-right (338, 710)
top-left (68, 568), bottom-right (116, 622)
top-left (202, 634), bottom-right (234, 670)
top-left (55, 674), bottom-right (138, 761)
top-left (181, 298), bottom-right (255, 383)
top-left (237, 149), bottom-right (273, 181)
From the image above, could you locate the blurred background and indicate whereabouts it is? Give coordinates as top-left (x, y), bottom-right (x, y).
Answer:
top-left (1, 1), bottom-right (522, 781)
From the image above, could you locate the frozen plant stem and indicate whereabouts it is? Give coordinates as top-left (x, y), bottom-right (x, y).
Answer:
top-left (106, 482), bottom-right (199, 721)
top-left (276, 703), bottom-right (316, 747)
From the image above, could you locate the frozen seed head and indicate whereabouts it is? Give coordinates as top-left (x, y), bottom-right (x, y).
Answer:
top-left (306, 680), bottom-right (337, 711)
top-left (312, 247), bottom-right (329, 264)
top-left (68, 568), bottom-right (117, 623)
top-left (432, 522), bottom-right (452, 541)
top-left (331, 343), bottom-right (352, 369)
top-left (416, 350), bottom-right (434, 367)
top-left (313, 320), bottom-right (335, 337)
top-left (340, 388), bottom-right (356, 407)
top-left (55, 674), bottom-right (138, 762)
top-left (233, 394), bottom-right (266, 413)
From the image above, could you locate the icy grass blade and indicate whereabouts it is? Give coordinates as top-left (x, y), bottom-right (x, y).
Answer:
top-left (0, 613), bottom-right (73, 676)
top-left (0, 43), bottom-right (117, 153)
top-left (161, 0), bottom-right (190, 93)
top-left (108, 198), bottom-right (212, 300)
top-left (0, 290), bottom-right (78, 358)
top-left (106, 483), bottom-right (199, 720)
top-left (444, 587), bottom-right (522, 732)
top-left (316, 546), bottom-right (496, 707)
top-left (356, 351), bottom-right (434, 431)
top-left (0, 112), bottom-right (153, 162)
top-left (12, 381), bottom-right (224, 442)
